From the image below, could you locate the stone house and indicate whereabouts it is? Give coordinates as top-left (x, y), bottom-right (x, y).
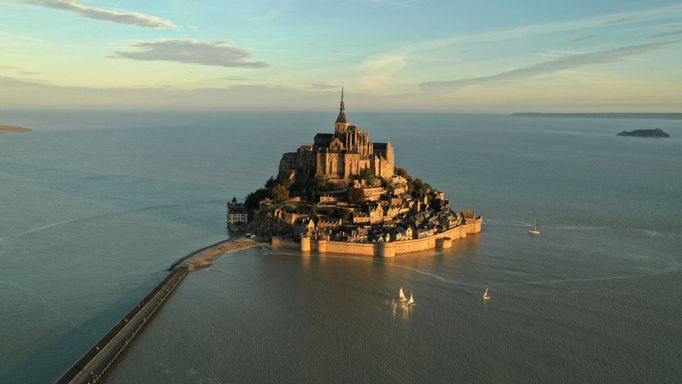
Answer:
top-left (417, 227), bottom-right (436, 239)
top-left (319, 194), bottom-right (337, 204)
top-left (352, 211), bottom-right (370, 224)
top-left (348, 185), bottom-right (387, 203)
top-left (368, 204), bottom-right (384, 224)
top-left (349, 226), bottom-right (369, 242)
top-left (294, 217), bottom-right (314, 237)
top-left (439, 213), bottom-right (460, 229)
top-left (382, 205), bottom-right (401, 220)
top-left (227, 201), bottom-right (249, 225)
top-left (317, 218), bottom-right (342, 231)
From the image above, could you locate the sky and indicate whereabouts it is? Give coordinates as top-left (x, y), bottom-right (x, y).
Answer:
top-left (1, 0), bottom-right (681, 111)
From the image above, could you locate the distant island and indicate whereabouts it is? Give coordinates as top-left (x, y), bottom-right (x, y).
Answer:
top-left (228, 88), bottom-right (482, 257)
top-left (617, 128), bottom-right (670, 138)
top-left (512, 113), bottom-right (682, 120)
top-left (0, 124), bottom-right (33, 133)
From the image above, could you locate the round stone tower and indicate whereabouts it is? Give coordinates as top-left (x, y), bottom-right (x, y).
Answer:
top-left (300, 235), bottom-right (311, 252)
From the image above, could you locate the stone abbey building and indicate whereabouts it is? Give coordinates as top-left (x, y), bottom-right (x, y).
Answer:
top-left (278, 88), bottom-right (395, 185)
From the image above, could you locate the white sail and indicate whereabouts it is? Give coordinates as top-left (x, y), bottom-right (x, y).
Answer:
top-left (407, 293), bottom-right (414, 305)
top-left (529, 219), bottom-right (540, 235)
top-left (483, 288), bottom-right (491, 300)
top-left (399, 288), bottom-right (407, 301)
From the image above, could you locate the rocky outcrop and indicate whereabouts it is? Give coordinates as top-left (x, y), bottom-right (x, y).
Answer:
top-left (277, 147), bottom-right (317, 189)
top-left (617, 128), bottom-right (670, 138)
top-left (246, 208), bottom-right (293, 237)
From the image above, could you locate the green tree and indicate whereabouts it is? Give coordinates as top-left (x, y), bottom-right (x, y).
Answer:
top-left (304, 178), bottom-right (325, 201)
top-left (356, 167), bottom-right (380, 186)
top-left (396, 167), bottom-right (412, 182)
top-left (310, 205), bottom-right (319, 224)
top-left (271, 184), bottom-right (290, 203)
top-left (245, 188), bottom-right (269, 210)
top-left (359, 168), bottom-right (373, 179)
top-left (339, 209), bottom-right (352, 223)
top-left (417, 183), bottom-right (432, 195)
top-left (264, 176), bottom-right (277, 189)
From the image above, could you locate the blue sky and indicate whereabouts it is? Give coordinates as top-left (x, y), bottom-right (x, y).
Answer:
top-left (1, 0), bottom-right (681, 111)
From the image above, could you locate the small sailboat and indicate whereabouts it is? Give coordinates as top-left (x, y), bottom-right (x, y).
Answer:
top-left (483, 288), bottom-right (492, 301)
top-left (407, 292), bottom-right (415, 305)
top-left (529, 219), bottom-right (541, 235)
top-left (399, 288), bottom-right (407, 302)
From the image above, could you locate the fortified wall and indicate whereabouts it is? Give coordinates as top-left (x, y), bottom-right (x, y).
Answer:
top-left (272, 217), bottom-right (482, 257)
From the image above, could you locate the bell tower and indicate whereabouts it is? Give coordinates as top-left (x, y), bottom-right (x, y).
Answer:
top-left (335, 84), bottom-right (350, 135)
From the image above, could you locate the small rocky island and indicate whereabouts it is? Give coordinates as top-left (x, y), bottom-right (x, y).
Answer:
top-left (228, 88), bottom-right (482, 257)
top-left (0, 124), bottom-right (32, 133)
top-left (617, 128), bottom-right (670, 138)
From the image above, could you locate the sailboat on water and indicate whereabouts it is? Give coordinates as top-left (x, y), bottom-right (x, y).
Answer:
top-left (529, 219), bottom-right (541, 235)
top-left (407, 292), bottom-right (415, 305)
top-left (483, 288), bottom-right (492, 301)
top-left (399, 288), bottom-right (407, 302)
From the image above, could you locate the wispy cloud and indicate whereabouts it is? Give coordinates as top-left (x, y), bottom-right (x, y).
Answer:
top-left (22, 0), bottom-right (177, 29)
top-left (653, 29), bottom-right (682, 37)
top-left (308, 82), bottom-right (337, 90)
top-left (0, 30), bottom-right (44, 43)
top-left (361, 3), bottom-right (682, 93)
top-left (0, 64), bottom-right (40, 77)
top-left (572, 34), bottom-right (597, 43)
top-left (421, 41), bottom-right (677, 91)
top-left (364, 0), bottom-right (412, 7)
top-left (112, 39), bottom-right (269, 68)
top-left (368, 3), bottom-right (682, 62)
top-left (360, 54), bottom-right (407, 92)
top-left (224, 76), bottom-right (257, 81)
top-left (0, 75), bottom-right (348, 110)
top-left (603, 17), bottom-right (638, 26)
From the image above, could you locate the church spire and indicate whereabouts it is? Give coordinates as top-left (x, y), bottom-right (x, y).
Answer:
top-left (336, 83), bottom-right (347, 123)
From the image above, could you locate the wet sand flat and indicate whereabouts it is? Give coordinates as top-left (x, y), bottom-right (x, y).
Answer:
top-left (180, 237), bottom-right (263, 271)
top-left (0, 124), bottom-right (33, 133)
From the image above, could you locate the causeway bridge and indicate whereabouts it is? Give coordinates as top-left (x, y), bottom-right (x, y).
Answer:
top-left (53, 237), bottom-right (258, 383)
top-left (54, 266), bottom-right (188, 384)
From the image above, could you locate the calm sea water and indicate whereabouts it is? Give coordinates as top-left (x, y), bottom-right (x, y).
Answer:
top-left (0, 110), bottom-right (680, 383)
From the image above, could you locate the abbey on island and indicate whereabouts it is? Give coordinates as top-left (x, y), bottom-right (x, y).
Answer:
top-left (278, 87), bottom-right (395, 185)
top-left (229, 87), bottom-right (482, 257)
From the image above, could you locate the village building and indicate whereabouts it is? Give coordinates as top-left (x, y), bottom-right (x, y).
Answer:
top-left (319, 194), bottom-right (337, 204)
top-left (317, 218), bottom-right (342, 230)
top-left (294, 217), bottom-right (314, 237)
top-left (227, 200), bottom-right (249, 225)
top-left (368, 204), bottom-right (384, 224)
top-left (348, 183), bottom-right (387, 203)
top-left (382, 205), bottom-right (401, 220)
top-left (404, 226), bottom-right (414, 240)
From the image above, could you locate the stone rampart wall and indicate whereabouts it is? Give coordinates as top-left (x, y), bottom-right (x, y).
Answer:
top-left (317, 240), bottom-right (377, 256)
top-left (271, 236), bottom-right (299, 250)
top-left (272, 217), bottom-right (482, 257)
top-left (305, 217), bottom-right (483, 257)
